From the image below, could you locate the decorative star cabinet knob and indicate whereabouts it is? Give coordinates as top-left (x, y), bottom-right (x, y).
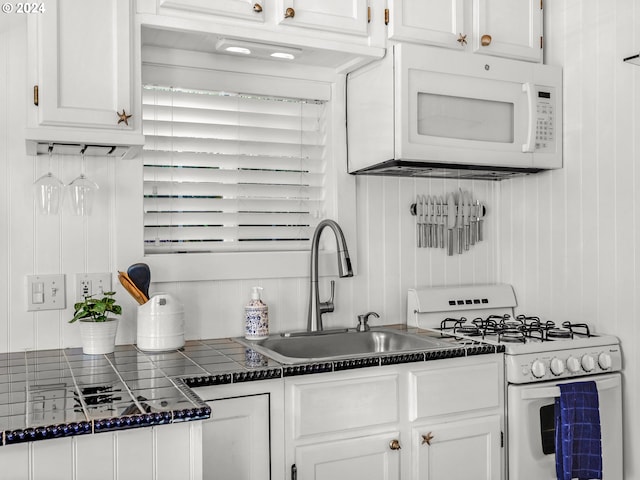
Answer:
top-left (117, 109), bottom-right (132, 126)
top-left (457, 33), bottom-right (468, 46)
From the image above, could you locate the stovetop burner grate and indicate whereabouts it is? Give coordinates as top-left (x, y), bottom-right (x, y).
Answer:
top-left (437, 315), bottom-right (594, 344)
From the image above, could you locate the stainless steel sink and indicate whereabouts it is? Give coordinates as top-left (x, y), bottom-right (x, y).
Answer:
top-left (235, 329), bottom-right (449, 364)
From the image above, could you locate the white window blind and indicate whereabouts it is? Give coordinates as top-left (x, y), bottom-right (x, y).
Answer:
top-left (141, 84), bottom-right (327, 255)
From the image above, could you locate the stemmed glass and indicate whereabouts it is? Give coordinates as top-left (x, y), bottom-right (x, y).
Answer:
top-left (67, 150), bottom-right (99, 216)
top-left (33, 147), bottom-right (64, 215)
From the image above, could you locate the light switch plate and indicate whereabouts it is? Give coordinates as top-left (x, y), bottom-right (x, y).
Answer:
top-left (27, 274), bottom-right (66, 311)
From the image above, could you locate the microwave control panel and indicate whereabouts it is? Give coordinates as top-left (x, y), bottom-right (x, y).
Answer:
top-left (535, 89), bottom-right (556, 152)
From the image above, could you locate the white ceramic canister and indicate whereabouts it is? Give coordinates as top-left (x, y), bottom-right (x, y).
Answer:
top-left (137, 293), bottom-right (185, 352)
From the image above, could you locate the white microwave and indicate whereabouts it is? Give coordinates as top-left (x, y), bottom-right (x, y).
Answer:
top-left (347, 44), bottom-right (563, 180)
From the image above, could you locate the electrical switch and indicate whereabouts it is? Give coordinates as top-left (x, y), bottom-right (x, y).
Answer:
top-left (32, 282), bottom-right (44, 304)
top-left (27, 274), bottom-right (66, 311)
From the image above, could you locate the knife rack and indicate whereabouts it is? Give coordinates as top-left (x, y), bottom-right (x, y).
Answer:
top-left (409, 191), bottom-right (487, 256)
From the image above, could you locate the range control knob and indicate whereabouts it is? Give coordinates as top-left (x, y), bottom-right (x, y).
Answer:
top-left (581, 354), bottom-right (596, 372)
top-left (598, 352), bottom-right (613, 370)
top-left (550, 357), bottom-right (565, 376)
top-left (531, 360), bottom-right (546, 378)
top-left (566, 356), bottom-right (581, 373)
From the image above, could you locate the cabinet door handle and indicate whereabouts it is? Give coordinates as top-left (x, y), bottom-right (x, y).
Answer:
top-left (422, 432), bottom-right (435, 446)
top-left (117, 109), bottom-right (132, 126)
top-left (284, 7), bottom-right (295, 18)
top-left (481, 34), bottom-right (492, 46)
top-left (389, 439), bottom-right (401, 450)
top-left (457, 33), bottom-right (467, 46)
top-left (253, 3), bottom-right (262, 12)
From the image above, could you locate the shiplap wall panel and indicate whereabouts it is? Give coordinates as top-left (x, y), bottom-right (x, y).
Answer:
top-left (0, 16), bottom-right (12, 359)
top-left (75, 432), bottom-right (115, 479)
top-left (32, 437), bottom-right (74, 480)
top-left (0, 442), bottom-right (29, 479)
top-left (500, 0), bottom-right (640, 476)
top-left (116, 428), bottom-right (154, 480)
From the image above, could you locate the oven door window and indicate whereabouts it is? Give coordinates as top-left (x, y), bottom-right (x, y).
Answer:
top-left (539, 403), bottom-right (556, 455)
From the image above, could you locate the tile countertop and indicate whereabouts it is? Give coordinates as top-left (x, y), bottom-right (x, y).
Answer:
top-left (0, 338), bottom-right (281, 446)
top-left (0, 327), bottom-right (502, 446)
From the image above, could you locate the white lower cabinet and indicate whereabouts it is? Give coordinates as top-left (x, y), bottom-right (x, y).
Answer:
top-left (285, 355), bottom-right (504, 480)
top-left (295, 432), bottom-right (401, 480)
top-left (195, 379), bottom-right (285, 480)
top-left (412, 415), bottom-right (502, 480)
top-left (203, 394), bottom-right (270, 480)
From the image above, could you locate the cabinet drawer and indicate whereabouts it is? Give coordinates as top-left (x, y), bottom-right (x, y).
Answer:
top-left (409, 357), bottom-right (503, 421)
top-left (288, 372), bottom-right (399, 439)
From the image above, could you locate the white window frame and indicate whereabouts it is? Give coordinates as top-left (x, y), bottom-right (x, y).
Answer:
top-left (116, 46), bottom-right (357, 282)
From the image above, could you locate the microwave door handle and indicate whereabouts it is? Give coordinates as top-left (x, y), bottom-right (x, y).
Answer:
top-left (522, 82), bottom-right (536, 153)
top-left (519, 376), bottom-right (620, 400)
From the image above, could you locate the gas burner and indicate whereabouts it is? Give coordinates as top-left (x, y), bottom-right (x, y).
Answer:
top-left (455, 324), bottom-right (481, 336)
top-left (498, 329), bottom-right (526, 343)
top-left (546, 328), bottom-right (573, 340)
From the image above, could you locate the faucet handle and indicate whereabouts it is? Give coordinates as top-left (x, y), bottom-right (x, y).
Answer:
top-left (356, 311), bottom-right (379, 332)
top-left (319, 280), bottom-right (335, 314)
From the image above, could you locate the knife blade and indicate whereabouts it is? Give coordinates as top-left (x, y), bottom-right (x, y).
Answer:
top-left (462, 191), bottom-right (471, 251)
top-left (438, 196), bottom-right (445, 249)
top-left (426, 195), bottom-right (433, 248)
top-left (416, 195), bottom-right (423, 248)
top-left (456, 189), bottom-right (464, 254)
top-left (478, 202), bottom-right (486, 241)
top-left (446, 193), bottom-right (456, 256)
top-left (470, 196), bottom-right (477, 246)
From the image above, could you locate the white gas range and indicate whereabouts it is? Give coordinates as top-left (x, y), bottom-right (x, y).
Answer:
top-left (407, 284), bottom-right (623, 480)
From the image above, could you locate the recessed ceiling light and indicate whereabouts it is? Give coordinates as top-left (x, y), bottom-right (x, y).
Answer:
top-left (215, 38), bottom-right (302, 61)
top-left (271, 52), bottom-right (295, 60)
top-left (226, 46), bottom-right (251, 55)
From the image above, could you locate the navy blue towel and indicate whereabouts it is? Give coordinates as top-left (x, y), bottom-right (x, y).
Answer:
top-left (555, 381), bottom-right (603, 480)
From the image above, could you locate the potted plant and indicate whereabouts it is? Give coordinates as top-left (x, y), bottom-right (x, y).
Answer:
top-left (70, 291), bottom-right (122, 354)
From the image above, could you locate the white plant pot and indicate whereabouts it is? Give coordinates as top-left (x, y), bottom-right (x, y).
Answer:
top-left (79, 318), bottom-right (119, 355)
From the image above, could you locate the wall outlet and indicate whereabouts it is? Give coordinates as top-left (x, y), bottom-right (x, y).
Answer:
top-left (27, 274), bottom-right (66, 311)
top-left (75, 273), bottom-right (112, 302)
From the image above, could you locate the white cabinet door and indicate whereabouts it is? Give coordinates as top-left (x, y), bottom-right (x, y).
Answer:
top-left (203, 395), bottom-right (271, 480)
top-left (30, 0), bottom-right (134, 130)
top-left (387, 0), bottom-right (542, 62)
top-left (473, 0), bottom-right (542, 62)
top-left (412, 415), bottom-right (502, 480)
top-left (276, 0), bottom-right (369, 36)
top-left (387, 0), bottom-right (464, 48)
top-left (158, 0), bottom-right (266, 23)
top-left (295, 432), bottom-right (401, 480)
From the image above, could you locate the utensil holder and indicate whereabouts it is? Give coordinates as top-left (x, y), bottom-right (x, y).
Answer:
top-left (137, 293), bottom-right (184, 352)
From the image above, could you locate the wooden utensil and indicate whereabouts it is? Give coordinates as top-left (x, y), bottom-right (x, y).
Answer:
top-left (118, 271), bottom-right (148, 305)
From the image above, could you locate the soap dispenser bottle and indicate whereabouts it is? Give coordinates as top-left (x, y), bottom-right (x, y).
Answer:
top-left (245, 287), bottom-right (269, 340)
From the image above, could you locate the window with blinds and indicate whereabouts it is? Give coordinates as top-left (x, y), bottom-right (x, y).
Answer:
top-left (141, 84), bottom-right (327, 255)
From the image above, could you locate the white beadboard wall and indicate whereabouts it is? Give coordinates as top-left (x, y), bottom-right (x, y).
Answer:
top-left (0, 15), bottom-right (499, 353)
top-left (498, 0), bottom-right (639, 476)
top-left (0, 422), bottom-right (203, 480)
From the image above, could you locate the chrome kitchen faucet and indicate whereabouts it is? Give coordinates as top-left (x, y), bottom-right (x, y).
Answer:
top-left (307, 219), bottom-right (353, 332)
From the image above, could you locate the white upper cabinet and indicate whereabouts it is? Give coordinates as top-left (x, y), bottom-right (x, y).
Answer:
top-left (275, 0), bottom-right (369, 36)
top-left (473, 0), bottom-right (542, 62)
top-left (387, 0), bottom-right (543, 62)
top-left (153, 0), bottom-right (369, 37)
top-left (29, 0), bottom-right (136, 130)
top-left (26, 0), bottom-right (144, 156)
top-left (158, 0), bottom-right (266, 23)
top-left (387, 0), bottom-right (464, 48)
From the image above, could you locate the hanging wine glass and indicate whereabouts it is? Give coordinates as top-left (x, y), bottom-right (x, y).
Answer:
top-left (33, 146), bottom-right (64, 215)
top-left (68, 149), bottom-right (99, 216)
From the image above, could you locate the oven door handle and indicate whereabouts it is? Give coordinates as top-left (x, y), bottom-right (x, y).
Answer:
top-left (520, 376), bottom-right (620, 400)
